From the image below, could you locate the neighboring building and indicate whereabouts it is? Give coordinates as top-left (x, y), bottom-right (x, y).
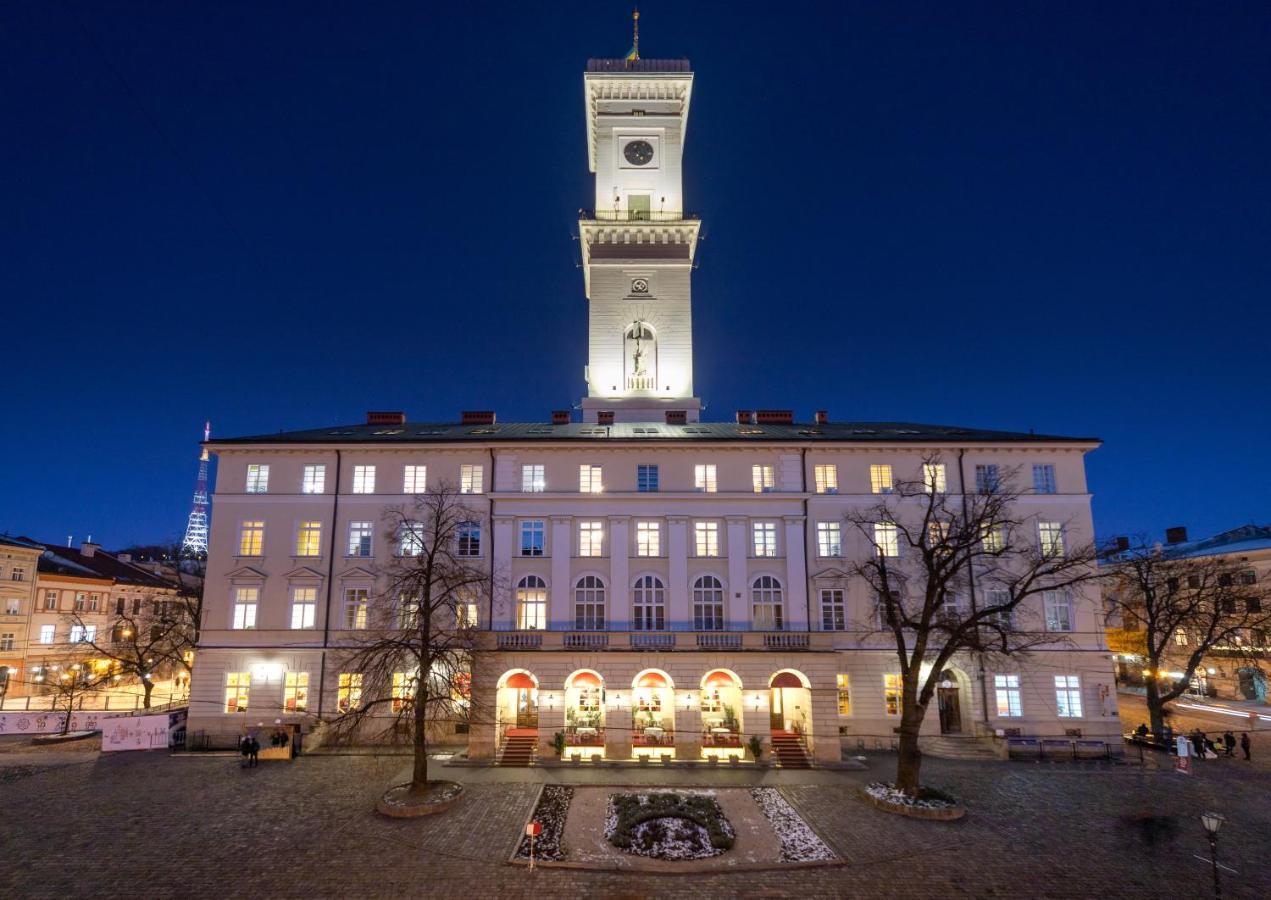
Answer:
top-left (187, 54), bottom-right (1119, 760)
top-left (1106, 525), bottom-right (1271, 701)
top-left (0, 536), bottom-right (42, 700)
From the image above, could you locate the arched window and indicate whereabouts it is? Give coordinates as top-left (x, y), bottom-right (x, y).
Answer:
top-left (633, 575), bottom-right (665, 631)
top-left (516, 575), bottom-right (547, 630)
top-left (693, 575), bottom-right (725, 631)
top-left (752, 575), bottom-right (784, 631)
top-left (574, 576), bottom-right (606, 631)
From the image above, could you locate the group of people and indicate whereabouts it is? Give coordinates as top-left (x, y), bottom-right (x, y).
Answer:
top-left (239, 734), bottom-right (260, 768)
top-left (1133, 722), bottom-right (1252, 760)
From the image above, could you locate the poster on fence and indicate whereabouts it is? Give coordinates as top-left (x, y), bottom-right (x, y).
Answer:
top-left (0, 710), bottom-right (105, 735)
top-left (102, 714), bottom-right (172, 752)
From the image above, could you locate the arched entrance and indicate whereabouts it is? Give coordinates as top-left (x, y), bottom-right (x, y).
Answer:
top-left (496, 669), bottom-right (539, 730)
top-left (936, 668), bottom-right (969, 734)
top-left (700, 669), bottom-right (743, 757)
top-left (564, 669), bottom-right (605, 754)
top-left (631, 669), bottom-right (675, 757)
top-left (768, 669), bottom-right (812, 736)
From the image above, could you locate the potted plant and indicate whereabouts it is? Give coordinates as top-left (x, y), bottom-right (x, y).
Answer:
top-left (747, 735), bottom-right (764, 764)
top-left (722, 704), bottom-right (737, 731)
top-left (553, 731), bottom-right (566, 758)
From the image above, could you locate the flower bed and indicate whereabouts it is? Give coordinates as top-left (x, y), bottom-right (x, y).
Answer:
top-left (750, 788), bottom-right (836, 861)
top-left (376, 780), bottom-right (464, 819)
top-left (860, 782), bottom-right (965, 821)
top-left (605, 792), bottom-right (735, 860)
top-left (516, 785), bottom-right (573, 861)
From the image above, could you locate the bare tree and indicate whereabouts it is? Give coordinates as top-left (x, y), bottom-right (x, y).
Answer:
top-left (1103, 539), bottom-right (1271, 736)
top-left (325, 486), bottom-right (496, 795)
top-left (845, 455), bottom-right (1101, 797)
top-left (35, 651), bottom-right (107, 735)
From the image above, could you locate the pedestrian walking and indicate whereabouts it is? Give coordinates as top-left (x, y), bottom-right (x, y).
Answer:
top-left (1191, 729), bottom-right (1206, 758)
top-left (239, 734), bottom-right (252, 769)
top-left (248, 735), bottom-right (260, 768)
top-left (1223, 731), bottom-right (1236, 757)
top-left (1240, 732), bottom-right (1251, 761)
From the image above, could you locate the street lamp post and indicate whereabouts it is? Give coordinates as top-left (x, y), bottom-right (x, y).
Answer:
top-left (1200, 811), bottom-right (1225, 899)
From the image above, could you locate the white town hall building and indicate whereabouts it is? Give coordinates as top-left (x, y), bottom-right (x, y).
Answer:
top-left (186, 54), bottom-right (1119, 764)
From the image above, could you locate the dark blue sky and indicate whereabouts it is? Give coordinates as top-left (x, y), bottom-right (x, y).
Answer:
top-left (3, 2), bottom-right (1268, 548)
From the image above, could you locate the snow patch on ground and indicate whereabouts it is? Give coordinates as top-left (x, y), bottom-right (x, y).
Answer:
top-left (864, 782), bottom-right (958, 809)
top-left (749, 788), bottom-right (836, 862)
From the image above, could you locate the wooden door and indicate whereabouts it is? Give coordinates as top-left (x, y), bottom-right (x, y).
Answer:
top-left (769, 688), bottom-right (784, 730)
top-left (937, 686), bottom-right (961, 734)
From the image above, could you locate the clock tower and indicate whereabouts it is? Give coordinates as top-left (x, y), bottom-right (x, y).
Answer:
top-left (578, 55), bottom-right (701, 423)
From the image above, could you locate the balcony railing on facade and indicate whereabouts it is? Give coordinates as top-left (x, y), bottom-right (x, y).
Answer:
top-left (579, 209), bottom-right (699, 223)
top-left (586, 58), bottom-right (691, 73)
top-left (485, 628), bottom-right (831, 652)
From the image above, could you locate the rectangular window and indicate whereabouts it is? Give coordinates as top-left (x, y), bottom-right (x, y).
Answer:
top-left (636, 521), bottom-right (661, 557)
top-left (283, 672), bottom-right (309, 712)
top-left (837, 674), bottom-right (852, 715)
top-left (578, 521), bottom-right (604, 557)
top-left (1033, 464), bottom-right (1057, 494)
top-left (752, 521), bottom-right (777, 558)
top-left (821, 589), bottom-right (846, 631)
top-left (70, 624), bottom-right (96, 643)
top-left (1043, 590), bottom-right (1073, 632)
top-left (4, 598), bottom-right (17, 615)
top-left (816, 521), bottom-right (842, 557)
top-left (1038, 521), bottom-right (1065, 557)
top-left (43, 590), bottom-right (58, 610)
top-left (694, 521), bottom-right (719, 557)
top-left (975, 464), bottom-right (1000, 494)
top-left (982, 525), bottom-right (1005, 553)
top-left (579, 464), bottom-right (603, 493)
top-left (245, 464), bottom-right (269, 493)
top-left (694, 464), bottom-right (718, 492)
top-left (814, 464), bottom-right (838, 494)
top-left (874, 523), bottom-right (900, 558)
top-left (290, 587), bottom-right (317, 629)
top-left (75, 592), bottom-right (87, 611)
top-left (399, 521), bottom-right (424, 556)
top-left (352, 465), bottom-right (376, 494)
top-left (344, 588), bottom-right (369, 629)
top-left (923, 463), bottom-right (947, 494)
top-left (884, 674), bottom-right (903, 716)
top-left (456, 601), bottom-right (479, 630)
top-left (870, 464), bottom-right (894, 494)
top-left (521, 464), bottom-right (545, 493)
top-left (520, 519), bottom-right (545, 557)
top-left (995, 674), bottom-right (1022, 717)
top-left (302, 465), bottom-right (326, 494)
top-left (403, 465), bottom-right (427, 494)
top-left (225, 672), bottom-right (250, 713)
top-left (88, 593), bottom-right (101, 612)
top-left (460, 464), bottom-right (484, 494)
top-left (10, 566), bottom-right (25, 582)
top-left (232, 587), bottom-right (258, 629)
top-left (337, 673), bottom-right (362, 712)
top-left (985, 589), bottom-right (1012, 629)
top-left (0, 633), bottom-right (13, 652)
top-left (637, 464), bottom-right (659, 492)
top-left (295, 521), bottom-right (322, 557)
top-left (457, 523), bottom-right (482, 557)
top-left (39, 624), bottom-right (55, 644)
top-left (752, 464), bottom-right (775, 493)
top-left (391, 672), bottom-right (416, 713)
top-left (239, 521), bottom-right (265, 556)
top-left (347, 521), bottom-right (373, 557)
top-left (1055, 675), bottom-right (1082, 717)
top-left (1173, 628), bottom-right (1188, 646)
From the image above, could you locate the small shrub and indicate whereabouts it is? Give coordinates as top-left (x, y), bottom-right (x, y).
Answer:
top-left (747, 735), bottom-right (764, 762)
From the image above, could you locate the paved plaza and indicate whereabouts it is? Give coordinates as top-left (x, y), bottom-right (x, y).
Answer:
top-left (3, 729), bottom-right (1269, 900)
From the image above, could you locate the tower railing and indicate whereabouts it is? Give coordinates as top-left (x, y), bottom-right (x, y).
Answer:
top-left (586, 58), bottom-right (691, 73)
top-left (579, 209), bottom-right (698, 223)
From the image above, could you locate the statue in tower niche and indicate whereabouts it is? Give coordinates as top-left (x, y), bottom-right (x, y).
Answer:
top-left (626, 321), bottom-right (655, 391)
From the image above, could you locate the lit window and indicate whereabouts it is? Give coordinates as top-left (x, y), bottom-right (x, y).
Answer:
top-left (403, 465), bottom-right (427, 494)
top-left (521, 464), bottom-right (545, 493)
top-left (579, 464), bottom-right (603, 493)
top-left (923, 463), bottom-right (947, 494)
top-left (344, 588), bottom-right (369, 629)
top-left (225, 672), bottom-right (250, 712)
top-left (752, 522), bottom-right (777, 558)
top-left (460, 464), bottom-right (484, 494)
top-left (1033, 464), bottom-right (1057, 494)
top-left (870, 464), bottom-right (893, 494)
top-left (752, 464), bottom-right (775, 492)
top-left (574, 575), bottom-right (606, 631)
top-left (884, 674), bottom-right (903, 716)
top-left (694, 521), bottom-right (719, 557)
top-left (636, 521), bottom-right (661, 557)
top-left (283, 672), bottom-right (309, 712)
top-left (352, 465), bottom-right (376, 494)
top-left (239, 521), bottom-right (265, 556)
top-left (816, 522), bottom-right (842, 557)
top-left (928, 521), bottom-right (949, 546)
top-left (874, 523), bottom-right (900, 558)
top-left (1174, 628), bottom-right (1188, 646)
top-left (70, 624), bottom-right (96, 643)
top-left (39, 624), bottom-right (55, 644)
top-left (302, 465), bottom-right (326, 494)
top-left (456, 600), bottom-right (479, 629)
top-left (1055, 675), bottom-right (1082, 717)
top-left (821, 589), bottom-right (845, 631)
top-left (0, 633), bottom-right (13, 651)
top-left (995, 674), bottom-right (1022, 717)
top-left (3, 599), bottom-right (17, 615)
top-left (974, 464), bottom-right (1000, 494)
top-left (693, 575), bottom-right (725, 631)
top-left (398, 521), bottom-right (424, 556)
top-left (1043, 590), bottom-right (1073, 632)
top-left (457, 522), bottom-right (482, 557)
top-left (245, 464), bottom-right (269, 493)
top-left (814, 464), bottom-right (838, 494)
top-left (1038, 522), bottom-right (1065, 557)
top-left (982, 525), bottom-right (1005, 553)
top-left (290, 587), bottom-right (316, 629)
top-left (392, 672), bottom-right (416, 713)
top-left (579, 521), bottom-right (604, 557)
top-left (296, 521), bottom-right (322, 557)
top-left (336, 673), bottom-right (362, 712)
top-left (694, 464), bottom-right (718, 492)
top-left (516, 575), bottom-right (547, 630)
top-left (348, 522), bottom-right (373, 557)
top-left (632, 575), bottom-right (665, 631)
top-left (232, 588), bottom-right (258, 629)
top-left (637, 464), bottom-right (659, 492)
top-left (836, 674), bottom-right (852, 715)
top-left (751, 575), bottom-right (784, 631)
top-left (520, 520), bottom-right (545, 557)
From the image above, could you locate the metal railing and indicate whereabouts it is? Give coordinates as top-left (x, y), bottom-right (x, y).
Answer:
top-left (579, 209), bottom-right (699, 223)
top-left (586, 58), bottom-right (691, 73)
top-left (487, 629), bottom-right (832, 652)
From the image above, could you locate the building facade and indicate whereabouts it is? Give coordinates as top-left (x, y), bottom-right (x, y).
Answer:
top-left (187, 56), bottom-right (1120, 760)
top-left (0, 537), bottom-right (41, 700)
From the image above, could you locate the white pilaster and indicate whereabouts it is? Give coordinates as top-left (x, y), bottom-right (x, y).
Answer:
top-left (726, 516), bottom-right (748, 628)
top-left (492, 516), bottom-right (513, 627)
top-left (784, 516), bottom-right (809, 630)
top-left (667, 516), bottom-right (688, 628)
top-left (551, 516), bottom-right (572, 629)
top-left (608, 516), bottom-right (630, 630)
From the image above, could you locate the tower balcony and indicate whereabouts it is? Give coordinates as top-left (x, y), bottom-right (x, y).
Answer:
top-left (579, 209), bottom-right (699, 224)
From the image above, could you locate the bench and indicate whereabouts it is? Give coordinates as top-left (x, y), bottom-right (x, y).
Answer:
top-left (1007, 737), bottom-right (1040, 760)
top-left (1041, 739), bottom-right (1073, 760)
top-left (1074, 740), bottom-right (1107, 760)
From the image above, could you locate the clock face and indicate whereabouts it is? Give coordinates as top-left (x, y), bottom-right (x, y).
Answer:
top-left (623, 139), bottom-right (655, 166)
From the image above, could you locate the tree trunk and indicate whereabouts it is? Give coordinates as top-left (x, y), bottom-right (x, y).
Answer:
top-left (894, 703), bottom-right (928, 796)
top-left (1144, 668), bottom-right (1166, 736)
top-left (410, 684), bottom-right (429, 793)
top-left (142, 678), bottom-right (154, 709)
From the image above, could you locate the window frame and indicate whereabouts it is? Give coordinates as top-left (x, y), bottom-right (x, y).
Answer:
top-left (301, 464), bottom-right (326, 494)
top-left (694, 463), bottom-right (718, 493)
top-left (351, 465), bottom-right (376, 494)
top-left (521, 464), bottom-right (545, 493)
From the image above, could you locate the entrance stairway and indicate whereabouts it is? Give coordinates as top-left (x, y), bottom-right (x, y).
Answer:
top-left (920, 735), bottom-right (1000, 761)
top-left (497, 729), bottom-right (538, 767)
top-left (770, 730), bottom-right (812, 768)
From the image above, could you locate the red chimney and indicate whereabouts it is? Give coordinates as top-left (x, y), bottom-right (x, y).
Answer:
top-left (366, 411), bottom-right (406, 426)
top-left (755, 409), bottom-right (794, 425)
top-left (597, 410), bottom-right (615, 425)
top-left (551, 410), bottom-right (571, 425)
top-left (735, 410), bottom-right (753, 424)
top-left (665, 410), bottom-right (687, 425)
top-left (815, 410), bottom-right (829, 425)
top-left (461, 411), bottom-right (496, 425)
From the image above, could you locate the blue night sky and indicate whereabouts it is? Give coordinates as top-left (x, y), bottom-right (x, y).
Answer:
top-left (2, 2), bottom-right (1268, 548)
